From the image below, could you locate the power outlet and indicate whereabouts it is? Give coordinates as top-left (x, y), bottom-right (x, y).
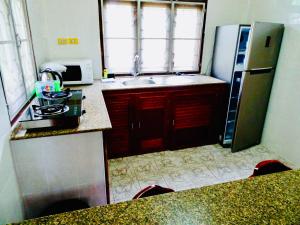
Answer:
top-left (68, 38), bottom-right (79, 45)
top-left (57, 38), bottom-right (68, 45)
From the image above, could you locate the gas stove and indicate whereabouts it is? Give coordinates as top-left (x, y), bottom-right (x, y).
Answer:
top-left (41, 89), bottom-right (73, 100)
top-left (19, 90), bottom-right (85, 130)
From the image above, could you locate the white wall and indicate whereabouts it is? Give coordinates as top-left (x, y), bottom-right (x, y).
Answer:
top-left (247, 0), bottom-right (300, 167)
top-left (27, 0), bottom-right (102, 78)
top-left (27, 0), bottom-right (250, 78)
top-left (26, 0), bottom-right (48, 69)
top-left (25, 0), bottom-right (300, 167)
top-left (200, 0), bottom-right (300, 167)
top-left (0, 80), bottom-right (24, 223)
top-left (201, 0), bottom-right (250, 74)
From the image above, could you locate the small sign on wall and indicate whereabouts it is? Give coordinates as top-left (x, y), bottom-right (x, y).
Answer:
top-left (57, 38), bottom-right (79, 45)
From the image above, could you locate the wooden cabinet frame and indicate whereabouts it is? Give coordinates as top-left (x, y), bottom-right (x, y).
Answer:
top-left (103, 84), bottom-right (229, 159)
top-left (132, 92), bottom-right (171, 154)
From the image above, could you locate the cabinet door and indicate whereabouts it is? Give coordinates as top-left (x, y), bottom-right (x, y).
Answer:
top-left (170, 89), bottom-right (219, 149)
top-left (133, 93), bottom-right (170, 154)
top-left (103, 92), bottom-right (132, 159)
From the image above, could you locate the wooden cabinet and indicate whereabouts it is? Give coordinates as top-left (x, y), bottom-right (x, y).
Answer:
top-left (169, 86), bottom-right (223, 149)
top-left (103, 92), bottom-right (131, 158)
top-left (103, 84), bottom-right (228, 159)
top-left (132, 93), bottom-right (170, 155)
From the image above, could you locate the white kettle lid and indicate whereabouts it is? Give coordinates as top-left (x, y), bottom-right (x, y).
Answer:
top-left (40, 62), bottom-right (67, 73)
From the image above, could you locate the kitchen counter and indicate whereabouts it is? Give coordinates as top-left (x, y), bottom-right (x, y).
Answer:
top-left (100, 74), bottom-right (226, 91)
top-left (11, 81), bottom-right (112, 140)
top-left (11, 75), bottom-right (225, 140)
top-left (15, 170), bottom-right (300, 225)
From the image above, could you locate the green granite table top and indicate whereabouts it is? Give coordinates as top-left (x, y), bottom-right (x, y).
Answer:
top-left (14, 170), bottom-right (300, 225)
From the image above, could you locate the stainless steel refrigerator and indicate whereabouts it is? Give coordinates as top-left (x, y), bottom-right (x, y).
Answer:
top-left (211, 22), bottom-right (284, 152)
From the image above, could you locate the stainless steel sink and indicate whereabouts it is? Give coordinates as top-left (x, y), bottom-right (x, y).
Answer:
top-left (122, 78), bottom-right (156, 86)
top-left (164, 76), bottom-right (195, 85)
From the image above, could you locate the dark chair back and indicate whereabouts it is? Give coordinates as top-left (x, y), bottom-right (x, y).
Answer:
top-left (133, 185), bottom-right (175, 199)
top-left (250, 160), bottom-right (292, 177)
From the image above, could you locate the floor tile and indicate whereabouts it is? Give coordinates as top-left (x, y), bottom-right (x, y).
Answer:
top-left (183, 165), bottom-right (220, 188)
top-left (108, 144), bottom-right (286, 203)
top-left (110, 177), bottom-right (141, 201)
top-left (136, 174), bottom-right (168, 190)
top-left (163, 175), bottom-right (195, 191)
top-left (205, 162), bottom-right (242, 182)
top-left (154, 155), bottom-right (184, 170)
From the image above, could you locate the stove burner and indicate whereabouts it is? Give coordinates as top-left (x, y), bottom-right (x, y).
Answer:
top-left (32, 104), bottom-right (70, 117)
top-left (42, 89), bottom-right (72, 100)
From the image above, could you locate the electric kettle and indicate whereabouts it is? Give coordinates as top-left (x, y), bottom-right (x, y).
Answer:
top-left (39, 69), bottom-right (63, 87)
top-left (39, 63), bottom-right (67, 88)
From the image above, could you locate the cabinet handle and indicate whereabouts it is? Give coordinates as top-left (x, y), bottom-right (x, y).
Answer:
top-left (138, 122), bottom-right (141, 129)
top-left (172, 120), bottom-right (175, 126)
top-left (131, 123), bottom-right (134, 130)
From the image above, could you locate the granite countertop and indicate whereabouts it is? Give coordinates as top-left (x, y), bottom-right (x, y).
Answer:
top-left (11, 81), bottom-right (112, 140)
top-left (15, 170), bottom-right (300, 225)
top-left (10, 75), bottom-right (225, 140)
top-left (100, 74), bottom-right (226, 91)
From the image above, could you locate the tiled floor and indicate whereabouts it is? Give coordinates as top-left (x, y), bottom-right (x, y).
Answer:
top-left (108, 144), bottom-right (294, 203)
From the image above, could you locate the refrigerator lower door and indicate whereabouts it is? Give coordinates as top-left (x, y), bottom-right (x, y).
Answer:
top-left (232, 70), bottom-right (274, 152)
top-left (245, 22), bottom-right (284, 70)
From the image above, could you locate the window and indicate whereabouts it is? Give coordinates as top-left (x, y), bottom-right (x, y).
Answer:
top-left (101, 0), bottom-right (206, 75)
top-left (103, 2), bottom-right (136, 73)
top-left (140, 3), bottom-right (169, 72)
top-left (0, 0), bottom-right (36, 120)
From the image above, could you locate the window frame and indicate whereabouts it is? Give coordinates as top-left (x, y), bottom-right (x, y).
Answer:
top-left (103, 1), bottom-right (138, 74)
top-left (98, 0), bottom-right (207, 76)
top-left (0, 0), bottom-right (38, 124)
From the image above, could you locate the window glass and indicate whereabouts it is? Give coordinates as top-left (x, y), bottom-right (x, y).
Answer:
top-left (103, 2), bottom-right (136, 73)
top-left (141, 39), bottom-right (168, 72)
top-left (102, 1), bottom-right (205, 74)
top-left (19, 41), bottom-right (36, 94)
top-left (141, 3), bottom-right (169, 72)
top-left (11, 0), bottom-right (28, 39)
top-left (173, 39), bottom-right (200, 71)
top-left (0, 0), bottom-right (36, 119)
top-left (173, 4), bottom-right (204, 71)
top-left (0, 0), bottom-right (14, 41)
top-left (141, 3), bottom-right (169, 38)
top-left (105, 39), bottom-right (135, 73)
top-left (0, 44), bottom-right (27, 115)
top-left (104, 2), bottom-right (136, 38)
top-left (173, 5), bottom-right (203, 39)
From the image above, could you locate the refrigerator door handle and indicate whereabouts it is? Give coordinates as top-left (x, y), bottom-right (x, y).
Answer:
top-left (246, 67), bottom-right (273, 75)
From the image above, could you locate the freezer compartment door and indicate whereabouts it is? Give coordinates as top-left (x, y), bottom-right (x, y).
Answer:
top-left (245, 22), bottom-right (284, 70)
top-left (211, 25), bottom-right (240, 83)
top-left (232, 70), bottom-right (274, 152)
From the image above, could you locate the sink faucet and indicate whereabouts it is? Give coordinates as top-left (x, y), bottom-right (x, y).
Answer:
top-left (132, 54), bottom-right (140, 78)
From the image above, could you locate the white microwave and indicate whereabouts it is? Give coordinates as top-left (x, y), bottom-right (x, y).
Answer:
top-left (51, 59), bottom-right (94, 85)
